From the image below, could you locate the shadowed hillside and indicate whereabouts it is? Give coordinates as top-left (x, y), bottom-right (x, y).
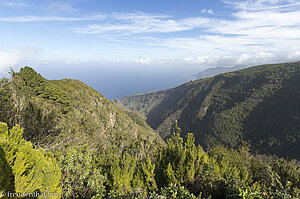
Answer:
top-left (118, 62), bottom-right (300, 159)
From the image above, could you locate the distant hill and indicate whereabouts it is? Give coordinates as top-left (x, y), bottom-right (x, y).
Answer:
top-left (118, 62), bottom-right (300, 159)
top-left (0, 67), bottom-right (164, 155)
top-left (194, 65), bottom-right (249, 79)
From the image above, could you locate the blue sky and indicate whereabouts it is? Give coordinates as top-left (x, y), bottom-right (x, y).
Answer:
top-left (0, 0), bottom-right (300, 98)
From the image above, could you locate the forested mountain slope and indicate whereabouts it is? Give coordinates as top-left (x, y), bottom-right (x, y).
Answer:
top-left (118, 62), bottom-right (300, 159)
top-left (1, 66), bottom-right (299, 198)
top-left (0, 67), bottom-right (164, 155)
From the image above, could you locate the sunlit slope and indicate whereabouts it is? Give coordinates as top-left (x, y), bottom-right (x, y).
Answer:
top-left (0, 67), bottom-right (164, 155)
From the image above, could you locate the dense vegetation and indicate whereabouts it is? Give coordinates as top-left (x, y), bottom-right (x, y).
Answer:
top-left (0, 67), bottom-right (164, 154)
top-left (57, 122), bottom-right (300, 198)
top-left (118, 62), bottom-right (300, 159)
top-left (1, 121), bottom-right (299, 198)
top-left (0, 123), bottom-right (61, 198)
top-left (0, 65), bottom-right (299, 198)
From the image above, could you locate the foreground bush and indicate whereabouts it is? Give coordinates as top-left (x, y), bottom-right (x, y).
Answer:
top-left (0, 122), bottom-right (62, 198)
top-left (1, 121), bottom-right (298, 198)
top-left (58, 122), bottom-right (300, 198)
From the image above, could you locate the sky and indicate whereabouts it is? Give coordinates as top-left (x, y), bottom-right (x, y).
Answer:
top-left (0, 0), bottom-right (300, 98)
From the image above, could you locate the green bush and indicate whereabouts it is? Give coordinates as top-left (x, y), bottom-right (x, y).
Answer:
top-left (58, 146), bottom-right (106, 199)
top-left (160, 183), bottom-right (197, 199)
top-left (0, 122), bottom-right (62, 198)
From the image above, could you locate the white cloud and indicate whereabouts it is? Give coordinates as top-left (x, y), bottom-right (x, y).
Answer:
top-left (287, 51), bottom-right (300, 60)
top-left (65, 60), bottom-right (83, 65)
top-left (136, 57), bottom-right (152, 64)
top-left (207, 9), bottom-right (214, 14)
top-left (201, 8), bottom-right (214, 14)
top-left (72, 3), bottom-right (300, 66)
top-left (43, 1), bottom-right (77, 13)
top-left (73, 2), bottom-right (300, 56)
top-left (0, 14), bottom-right (106, 22)
top-left (75, 12), bottom-right (213, 34)
top-left (39, 58), bottom-right (49, 64)
top-left (0, 0), bottom-right (29, 7)
top-left (146, 0), bottom-right (300, 66)
top-left (111, 12), bottom-right (170, 21)
top-left (1, 0), bottom-right (299, 67)
top-left (0, 51), bottom-right (19, 73)
top-left (182, 52), bottom-right (300, 67)
top-left (223, 0), bottom-right (300, 11)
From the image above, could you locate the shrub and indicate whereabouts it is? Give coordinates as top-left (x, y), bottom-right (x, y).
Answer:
top-left (0, 122), bottom-right (62, 198)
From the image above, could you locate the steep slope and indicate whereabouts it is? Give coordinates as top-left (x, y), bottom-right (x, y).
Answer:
top-left (119, 62), bottom-right (300, 159)
top-left (0, 67), bottom-right (164, 155)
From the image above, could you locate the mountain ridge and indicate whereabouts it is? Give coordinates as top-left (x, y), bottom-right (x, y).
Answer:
top-left (117, 61), bottom-right (300, 159)
top-left (0, 67), bottom-right (164, 156)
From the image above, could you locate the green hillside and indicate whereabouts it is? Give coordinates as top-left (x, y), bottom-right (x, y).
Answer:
top-left (119, 62), bottom-right (300, 159)
top-left (0, 67), bottom-right (164, 155)
top-left (1, 66), bottom-right (299, 198)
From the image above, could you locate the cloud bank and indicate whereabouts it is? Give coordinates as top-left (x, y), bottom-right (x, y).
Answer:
top-left (0, 51), bottom-right (19, 73)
